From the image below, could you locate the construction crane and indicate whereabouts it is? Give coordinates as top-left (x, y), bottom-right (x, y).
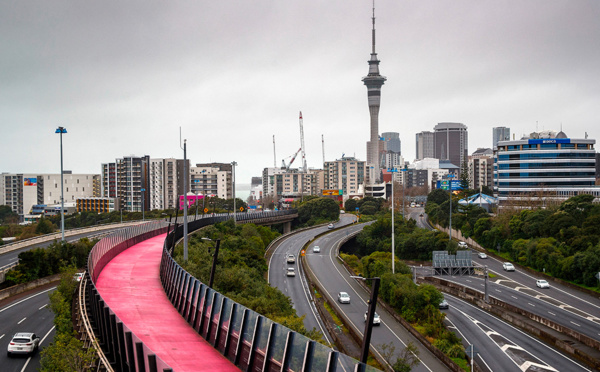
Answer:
top-left (299, 111), bottom-right (307, 173)
top-left (281, 148), bottom-right (302, 170)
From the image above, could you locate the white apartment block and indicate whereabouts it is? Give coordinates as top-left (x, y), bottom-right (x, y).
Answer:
top-left (324, 157), bottom-right (366, 197)
top-left (191, 163), bottom-right (232, 200)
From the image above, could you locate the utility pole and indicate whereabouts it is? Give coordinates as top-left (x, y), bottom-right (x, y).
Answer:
top-left (232, 161), bottom-right (237, 223)
top-left (180, 129), bottom-right (188, 261)
top-left (55, 126), bottom-right (67, 242)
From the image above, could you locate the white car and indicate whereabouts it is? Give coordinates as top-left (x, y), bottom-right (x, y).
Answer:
top-left (286, 268), bottom-right (296, 277)
top-left (503, 262), bottom-right (515, 271)
top-left (313, 246), bottom-right (321, 253)
top-left (73, 272), bottom-right (84, 282)
top-left (364, 311), bottom-right (381, 326)
top-left (328, 223), bottom-right (334, 229)
top-left (338, 292), bottom-right (350, 304)
top-left (458, 241), bottom-right (468, 248)
top-left (7, 333), bottom-right (40, 357)
top-left (536, 279), bottom-right (550, 289)
top-left (286, 254), bottom-right (296, 264)
top-left (478, 252), bottom-right (487, 259)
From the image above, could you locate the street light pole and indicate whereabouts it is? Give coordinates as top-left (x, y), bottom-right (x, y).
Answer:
top-left (180, 129), bottom-right (189, 261)
top-left (232, 161), bottom-right (237, 223)
top-left (388, 168), bottom-right (398, 274)
top-left (141, 188), bottom-right (145, 221)
top-left (447, 174), bottom-right (454, 242)
top-left (55, 126), bottom-right (67, 242)
top-left (202, 238), bottom-right (221, 288)
top-left (356, 276), bottom-right (380, 365)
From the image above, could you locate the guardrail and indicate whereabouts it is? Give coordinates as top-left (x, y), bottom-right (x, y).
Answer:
top-left (84, 210), bottom-right (368, 371)
top-left (159, 211), bottom-right (377, 372)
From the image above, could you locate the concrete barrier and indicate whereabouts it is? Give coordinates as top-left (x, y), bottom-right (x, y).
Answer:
top-left (0, 274), bottom-right (61, 301)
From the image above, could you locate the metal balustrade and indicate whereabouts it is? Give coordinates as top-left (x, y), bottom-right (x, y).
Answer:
top-left (82, 210), bottom-right (373, 371)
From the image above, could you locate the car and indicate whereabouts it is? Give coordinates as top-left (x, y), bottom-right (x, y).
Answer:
top-left (438, 298), bottom-right (449, 309)
top-left (458, 241), bottom-right (468, 248)
top-left (536, 279), bottom-right (550, 289)
top-left (286, 267), bottom-right (296, 277)
top-left (327, 223), bottom-right (334, 229)
top-left (337, 292), bottom-right (350, 304)
top-left (364, 311), bottom-right (381, 326)
top-left (73, 272), bottom-right (84, 282)
top-left (340, 210), bottom-right (345, 214)
top-left (286, 254), bottom-right (296, 264)
top-left (478, 252), bottom-right (487, 259)
top-left (7, 333), bottom-right (40, 357)
top-left (503, 262), bottom-right (515, 271)
top-left (313, 245), bottom-right (321, 253)
top-left (419, 212), bottom-right (424, 217)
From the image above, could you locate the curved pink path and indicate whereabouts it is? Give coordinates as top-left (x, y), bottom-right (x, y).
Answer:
top-left (96, 233), bottom-right (239, 372)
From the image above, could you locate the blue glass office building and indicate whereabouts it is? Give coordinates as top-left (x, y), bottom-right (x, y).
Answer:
top-left (494, 131), bottom-right (599, 206)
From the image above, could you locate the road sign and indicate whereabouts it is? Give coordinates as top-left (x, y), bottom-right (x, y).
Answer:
top-left (204, 208), bottom-right (208, 213)
top-left (240, 207), bottom-right (244, 212)
top-left (301, 250), bottom-right (305, 256)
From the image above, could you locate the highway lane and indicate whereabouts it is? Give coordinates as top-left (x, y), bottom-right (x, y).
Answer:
top-left (445, 295), bottom-right (590, 372)
top-left (268, 214), bottom-right (357, 337)
top-left (0, 286), bottom-right (57, 372)
top-left (306, 222), bottom-right (450, 372)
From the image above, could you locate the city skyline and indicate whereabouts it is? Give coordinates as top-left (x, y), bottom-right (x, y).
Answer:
top-left (2, 1), bottom-right (599, 184)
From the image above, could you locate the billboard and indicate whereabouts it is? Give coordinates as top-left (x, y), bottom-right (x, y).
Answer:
top-left (322, 189), bottom-right (343, 196)
top-left (24, 178), bottom-right (37, 186)
top-left (437, 179), bottom-right (462, 191)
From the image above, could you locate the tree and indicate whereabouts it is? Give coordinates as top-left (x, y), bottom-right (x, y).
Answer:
top-left (297, 197), bottom-right (339, 225)
top-left (427, 189), bottom-right (449, 206)
top-left (35, 217), bottom-right (54, 235)
top-left (379, 341), bottom-right (421, 372)
top-left (40, 333), bottom-right (97, 372)
top-left (0, 205), bottom-right (19, 224)
top-left (345, 198), bottom-right (358, 212)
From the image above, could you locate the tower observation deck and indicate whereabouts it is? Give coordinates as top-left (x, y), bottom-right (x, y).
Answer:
top-left (362, 2), bottom-right (386, 184)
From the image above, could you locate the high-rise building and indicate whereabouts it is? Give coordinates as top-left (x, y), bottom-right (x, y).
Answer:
top-left (415, 131), bottom-right (434, 160)
top-left (324, 156), bottom-right (366, 198)
top-left (381, 132), bottom-right (401, 153)
top-left (191, 163), bottom-right (232, 200)
top-left (149, 158), bottom-right (188, 211)
top-left (493, 127), bottom-right (511, 149)
top-left (433, 122), bottom-right (468, 172)
top-left (362, 4), bottom-right (386, 184)
top-left (102, 155), bottom-right (150, 212)
top-left (494, 130), bottom-right (599, 207)
top-left (469, 148), bottom-right (494, 191)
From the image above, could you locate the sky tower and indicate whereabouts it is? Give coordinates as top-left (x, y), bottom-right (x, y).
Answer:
top-left (362, 1), bottom-right (386, 184)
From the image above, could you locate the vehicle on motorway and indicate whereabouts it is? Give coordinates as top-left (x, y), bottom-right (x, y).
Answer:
top-left (364, 311), bottom-right (381, 325)
top-left (286, 254), bottom-right (296, 264)
top-left (419, 212), bottom-right (424, 217)
top-left (337, 292), bottom-right (350, 304)
top-left (7, 332), bottom-right (40, 357)
top-left (478, 252), bottom-right (487, 259)
top-left (503, 262), bottom-right (515, 271)
top-left (286, 267), bottom-right (296, 277)
top-left (327, 223), bottom-right (334, 229)
top-left (536, 279), bottom-right (550, 288)
top-left (439, 298), bottom-right (449, 309)
top-left (458, 241), bottom-right (468, 248)
top-left (410, 202), bottom-right (416, 207)
top-left (340, 210), bottom-right (345, 214)
top-left (313, 245), bottom-right (321, 253)
top-left (73, 272), bottom-right (84, 281)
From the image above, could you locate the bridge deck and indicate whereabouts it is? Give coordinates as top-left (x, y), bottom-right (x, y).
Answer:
top-left (95, 233), bottom-right (239, 372)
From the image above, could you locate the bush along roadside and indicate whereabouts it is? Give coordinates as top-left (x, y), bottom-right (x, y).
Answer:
top-left (341, 251), bottom-right (470, 370)
top-left (40, 266), bottom-right (97, 371)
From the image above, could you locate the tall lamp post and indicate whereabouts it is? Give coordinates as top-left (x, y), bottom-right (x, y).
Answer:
top-left (201, 237), bottom-right (221, 288)
top-left (180, 132), bottom-right (189, 261)
top-left (401, 167), bottom-right (408, 219)
top-left (351, 276), bottom-right (380, 365)
top-left (446, 174), bottom-right (455, 242)
top-left (55, 126), bottom-right (67, 242)
top-left (231, 161), bottom-right (237, 223)
top-left (141, 188), bottom-right (145, 221)
top-left (387, 168), bottom-right (398, 274)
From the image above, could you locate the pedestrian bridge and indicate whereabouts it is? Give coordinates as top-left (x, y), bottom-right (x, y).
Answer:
top-left (76, 210), bottom-right (376, 372)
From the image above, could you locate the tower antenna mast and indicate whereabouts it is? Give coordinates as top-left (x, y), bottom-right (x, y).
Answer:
top-left (322, 134), bottom-right (325, 166)
top-left (273, 135), bottom-right (276, 167)
top-left (299, 111), bottom-right (307, 173)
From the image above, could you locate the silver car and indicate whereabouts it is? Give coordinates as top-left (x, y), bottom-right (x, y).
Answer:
top-left (337, 292), bottom-right (350, 304)
top-left (7, 333), bottom-right (40, 357)
top-left (503, 262), bottom-right (515, 271)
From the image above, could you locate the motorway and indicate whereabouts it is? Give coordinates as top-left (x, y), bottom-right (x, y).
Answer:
top-left (0, 286), bottom-right (56, 372)
top-left (408, 206), bottom-right (595, 371)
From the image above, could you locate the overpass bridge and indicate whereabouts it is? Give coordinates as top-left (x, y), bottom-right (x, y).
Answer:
top-left (77, 210), bottom-right (376, 372)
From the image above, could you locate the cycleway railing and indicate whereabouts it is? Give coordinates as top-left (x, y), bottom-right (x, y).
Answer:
top-left (83, 210), bottom-right (374, 371)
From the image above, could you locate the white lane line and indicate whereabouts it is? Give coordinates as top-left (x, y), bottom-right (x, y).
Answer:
top-left (570, 321), bottom-right (581, 327)
top-left (0, 286), bottom-right (57, 313)
top-left (22, 325), bottom-right (56, 372)
top-left (511, 295), bottom-right (518, 299)
top-left (17, 317), bottom-right (27, 324)
top-left (528, 303), bottom-right (535, 307)
top-left (548, 311), bottom-right (556, 316)
top-left (39, 304), bottom-right (48, 310)
top-left (495, 289), bottom-right (502, 292)
top-left (0, 334), bottom-right (4, 340)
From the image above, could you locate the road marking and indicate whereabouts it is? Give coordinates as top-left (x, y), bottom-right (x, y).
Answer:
top-left (0, 286), bottom-right (57, 313)
top-left (528, 303), bottom-right (535, 307)
top-left (548, 311), bottom-right (556, 316)
top-left (0, 334), bottom-right (4, 340)
top-left (495, 289), bottom-right (502, 292)
top-left (18, 317), bottom-right (27, 324)
top-left (39, 304), bottom-right (48, 310)
top-left (22, 325), bottom-right (56, 372)
top-left (511, 295), bottom-right (518, 299)
top-left (570, 321), bottom-right (581, 327)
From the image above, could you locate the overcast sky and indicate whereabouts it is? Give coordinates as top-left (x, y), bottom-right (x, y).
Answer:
top-left (2, 1), bottom-right (599, 189)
